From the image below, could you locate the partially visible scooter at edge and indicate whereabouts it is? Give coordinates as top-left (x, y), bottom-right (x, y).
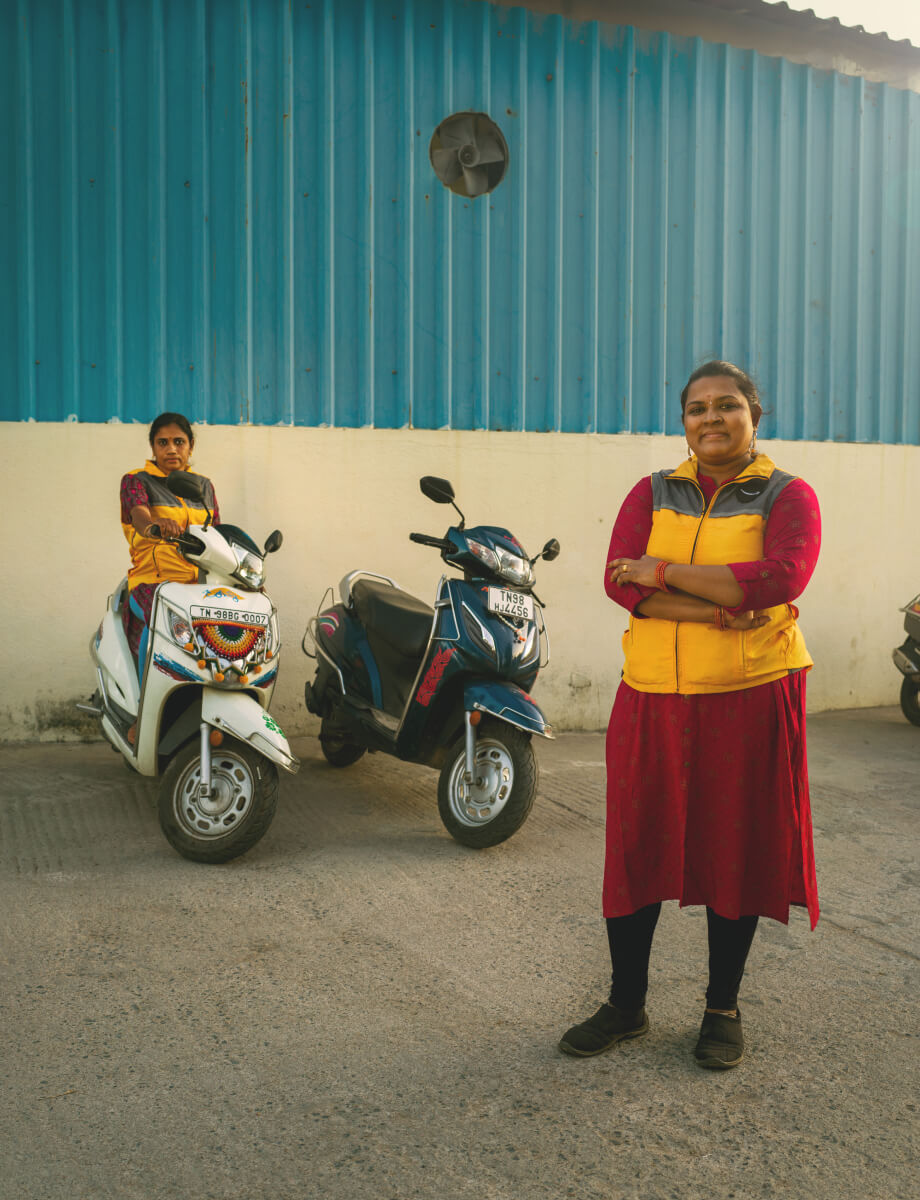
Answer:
top-left (302, 475), bottom-right (560, 848)
top-left (892, 590), bottom-right (920, 726)
top-left (78, 470), bottom-right (299, 862)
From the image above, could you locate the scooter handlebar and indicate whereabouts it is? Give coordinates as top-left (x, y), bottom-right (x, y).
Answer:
top-left (147, 525), bottom-right (205, 555)
top-left (410, 532), bottom-right (454, 551)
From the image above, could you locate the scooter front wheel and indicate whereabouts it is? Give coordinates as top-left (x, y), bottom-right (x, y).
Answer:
top-left (158, 737), bottom-right (279, 863)
top-left (900, 677), bottom-right (920, 726)
top-left (437, 718), bottom-right (537, 848)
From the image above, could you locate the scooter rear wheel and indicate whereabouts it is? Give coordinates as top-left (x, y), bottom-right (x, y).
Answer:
top-left (319, 719), bottom-right (367, 767)
top-left (158, 736), bottom-right (278, 863)
top-left (899, 678), bottom-right (920, 726)
top-left (437, 718), bottom-right (537, 848)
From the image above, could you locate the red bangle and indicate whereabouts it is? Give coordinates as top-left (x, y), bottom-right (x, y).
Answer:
top-left (714, 605), bottom-right (727, 631)
top-left (655, 560), bottom-right (671, 592)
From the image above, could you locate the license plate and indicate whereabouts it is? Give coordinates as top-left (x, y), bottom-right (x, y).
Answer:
top-left (487, 588), bottom-right (535, 621)
top-left (190, 606), bottom-right (269, 625)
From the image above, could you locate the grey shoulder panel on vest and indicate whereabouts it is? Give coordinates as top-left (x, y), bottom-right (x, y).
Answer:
top-left (712, 469), bottom-right (797, 519)
top-left (651, 466), bottom-right (797, 521)
top-left (650, 469), bottom-right (705, 518)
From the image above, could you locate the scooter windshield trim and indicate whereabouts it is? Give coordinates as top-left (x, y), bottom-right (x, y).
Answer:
top-left (435, 576), bottom-right (461, 643)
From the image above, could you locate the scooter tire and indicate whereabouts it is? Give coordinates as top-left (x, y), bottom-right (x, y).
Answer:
top-left (319, 719), bottom-right (367, 768)
top-left (437, 718), bottom-right (537, 849)
top-left (158, 737), bottom-right (278, 863)
top-left (899, 677), bottom-right (920, 727)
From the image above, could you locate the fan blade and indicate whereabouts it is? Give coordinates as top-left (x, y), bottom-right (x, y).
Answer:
top-left (431, 147), bottom-right (462, 185)
top-left (462, 165), bottom-right (490, 198)
top-left (439, 115), bottom-right (475, 150)
top-left (474, 132), bottom-right (505, 165)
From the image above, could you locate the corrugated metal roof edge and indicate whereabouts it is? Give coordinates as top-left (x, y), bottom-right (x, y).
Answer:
top-left (486, 1), bottom-right (920, 92)
top-left (696, 0), bottom-right (919, 53)
top-left (495, 1), bottom-right (920, 56)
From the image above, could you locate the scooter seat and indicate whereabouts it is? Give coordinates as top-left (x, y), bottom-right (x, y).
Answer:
top-left (352, 579), bottom-right (433, 658)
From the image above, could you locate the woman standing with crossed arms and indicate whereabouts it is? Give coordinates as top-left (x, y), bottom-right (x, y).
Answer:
top-left (559, 361), bottom-right (821, 1069)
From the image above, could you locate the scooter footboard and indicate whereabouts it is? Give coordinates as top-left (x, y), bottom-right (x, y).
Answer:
top-left (202, 692), bottom-right (301, 774)
top-left (464, 681), bottom-right (554, 739)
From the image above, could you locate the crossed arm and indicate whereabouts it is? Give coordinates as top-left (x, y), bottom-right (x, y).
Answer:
top-left (605, 476), bottom-right (821, 628)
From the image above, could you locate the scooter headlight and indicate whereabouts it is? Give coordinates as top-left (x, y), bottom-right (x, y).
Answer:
top-left (232, 548), bottom-right (265, 589)
top-left (494, 547), bottom-right (535, 588)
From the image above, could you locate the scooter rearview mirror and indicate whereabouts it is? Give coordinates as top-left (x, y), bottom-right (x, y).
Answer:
top-left (419, 476), bottom-right (455, 504)
top-left (167, 470), bottom-right (207, 502)
top-left (264, 530), bottom-right (283, 554)
top-left (420, 475), bottom-right (465, 529)
top-left (541, 538), bottom-right (561, 562)
top-left (166, 470), bottom-right (213, 529)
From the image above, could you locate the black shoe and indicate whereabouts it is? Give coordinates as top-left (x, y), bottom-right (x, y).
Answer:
top-left (558, 1003), bottom-right (649, 1057)
top-left (694, 1007), bottom-right (744, 1069)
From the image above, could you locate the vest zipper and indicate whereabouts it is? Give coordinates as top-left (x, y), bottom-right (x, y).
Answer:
top-left (675, 476), bottom-right (733, 693)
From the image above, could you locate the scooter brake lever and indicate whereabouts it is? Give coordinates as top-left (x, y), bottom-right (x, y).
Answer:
top-left (409, 532), bottom-right (455, 551)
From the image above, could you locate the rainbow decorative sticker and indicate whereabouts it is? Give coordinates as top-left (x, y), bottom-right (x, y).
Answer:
top-left (204, 587), bottom-right (243, 602)
top-left (318, 610), bottom-right (340, 637)
top-left (193, 620), bottom-right (265, 662)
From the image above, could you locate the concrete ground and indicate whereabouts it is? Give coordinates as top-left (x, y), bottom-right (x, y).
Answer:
top-left (0, 707), bottom-right (917, 1200)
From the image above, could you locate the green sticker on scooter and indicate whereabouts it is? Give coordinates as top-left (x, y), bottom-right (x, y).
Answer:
top-left (263, 713), bottom-right (284, 737)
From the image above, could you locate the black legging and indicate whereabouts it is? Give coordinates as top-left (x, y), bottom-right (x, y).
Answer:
top-left (606, 903), bottom-right (759, 1011)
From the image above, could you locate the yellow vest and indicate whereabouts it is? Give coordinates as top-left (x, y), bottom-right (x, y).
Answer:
top-left (622, 453), bottom-right (813, 694)
top-left (122, 462), bottom-right (215, 590)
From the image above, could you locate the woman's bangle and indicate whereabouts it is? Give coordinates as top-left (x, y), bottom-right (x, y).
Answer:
top-left (655, 560), bottom-right (671, 592)
top-left (714, 605), bottom-right (727, 631)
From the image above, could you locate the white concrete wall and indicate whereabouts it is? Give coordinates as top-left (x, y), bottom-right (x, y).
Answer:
top-left (1, 422), bottom-right (914, 741)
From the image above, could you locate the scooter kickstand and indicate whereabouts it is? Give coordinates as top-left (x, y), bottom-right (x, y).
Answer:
top-left (462, 711), bottom-right (477, 799)
top-left (198, 721), bottom-right (212, 799)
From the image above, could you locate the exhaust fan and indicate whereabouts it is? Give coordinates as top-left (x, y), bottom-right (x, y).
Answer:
top-left (429, 112), bottom-right (509, 199)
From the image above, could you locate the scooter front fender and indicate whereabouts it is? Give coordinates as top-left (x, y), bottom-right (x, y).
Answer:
top-left (464, 681), bottom-right (554, 739)
top-left (202, 691), bottom-right (301, 774)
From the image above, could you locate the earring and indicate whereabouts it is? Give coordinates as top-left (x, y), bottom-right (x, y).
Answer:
top-left (687, 444), bottom-right (693, 460)
top-left (750, 432), bottom-right (758, 456)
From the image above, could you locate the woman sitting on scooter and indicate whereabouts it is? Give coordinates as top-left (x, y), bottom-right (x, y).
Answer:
top-left (119, 411), bottom-right (220, 667)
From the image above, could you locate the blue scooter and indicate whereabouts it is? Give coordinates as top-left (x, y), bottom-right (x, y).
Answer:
top-left (302, 476), bottom-right (560, 847)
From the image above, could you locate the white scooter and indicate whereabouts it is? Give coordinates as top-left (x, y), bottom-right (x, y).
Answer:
top-left (78, 471), bottom-right (299, 863)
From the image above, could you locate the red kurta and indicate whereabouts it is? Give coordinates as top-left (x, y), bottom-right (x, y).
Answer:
top-left (602, 469), bottom-right (821, 929)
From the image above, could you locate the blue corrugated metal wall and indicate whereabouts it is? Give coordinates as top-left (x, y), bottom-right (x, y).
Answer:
top-left (2, 0), bottom-right (919, 439)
